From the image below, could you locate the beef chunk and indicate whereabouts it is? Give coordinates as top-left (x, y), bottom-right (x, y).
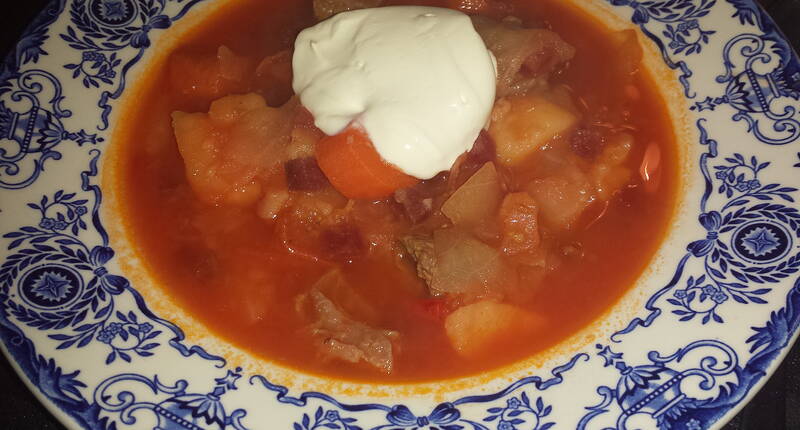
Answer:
top-left (320, 222), bottom-right (364, 262)
top-left (304, 288), bottom-right (397, 373)
top-left (401, 234), bottom-right (436, 287)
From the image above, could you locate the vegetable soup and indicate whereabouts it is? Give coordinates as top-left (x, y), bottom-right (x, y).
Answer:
top-left (116, 0), bottom-right (678, 381)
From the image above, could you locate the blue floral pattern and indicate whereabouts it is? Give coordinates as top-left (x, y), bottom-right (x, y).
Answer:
top-left (0, 70), bottom-right (102, 188)
top-left (1, 0), bottom-right (799, 429)
top-left (610, 0), bottom-right (718, 96)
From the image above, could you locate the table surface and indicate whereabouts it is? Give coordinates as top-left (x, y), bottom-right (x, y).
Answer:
top-left (1, 0), bottom-right (799, 429)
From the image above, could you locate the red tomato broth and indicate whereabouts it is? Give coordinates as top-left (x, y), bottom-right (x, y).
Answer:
top-left (116, 0), bottom-right (678, 382)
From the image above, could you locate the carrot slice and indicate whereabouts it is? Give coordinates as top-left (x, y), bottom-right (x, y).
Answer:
top-left (315, 127), bottom-right (418, 199)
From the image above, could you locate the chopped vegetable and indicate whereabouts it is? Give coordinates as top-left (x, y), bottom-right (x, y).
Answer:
top-left (499, 192), bottom-right (541, 256)
top-left (172, 93), bottom-right (294, 206)
top-left (444, 300), bottom-right (544, 356)
top-left (449, 130), bottom-right (497, 189)
top-left (256, 187), bottom-right (290, 221)
top-left (287, 127), bottom-right (322, 160)
top-left (285, 157), bottom-right (329, 191)
top-left (315, 127), bottom-right (419, 199)
top-left (489, 95), bottom-right (579, 166)
top-left (256, 173), bottom-right (290, 221)
top-left (394, 173), bottom-right (449, 224)
top-left (320, 222), bottom-right (365, 263)
top-left (442, 162), bottom-right (503, 231)
top-left (526, 175), bottom-right (591, 230)
top-left (431, 228), bottom-right (502, 297)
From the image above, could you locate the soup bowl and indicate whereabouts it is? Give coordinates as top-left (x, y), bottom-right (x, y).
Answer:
top-left (1, 0), bottom-right (799, 429)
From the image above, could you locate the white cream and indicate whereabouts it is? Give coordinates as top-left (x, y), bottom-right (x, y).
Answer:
top-left (292, 6), bottom-right (496, 179)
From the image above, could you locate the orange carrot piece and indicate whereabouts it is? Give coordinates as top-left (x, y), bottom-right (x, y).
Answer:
top-left (316, 127), bottom-right (418, 199)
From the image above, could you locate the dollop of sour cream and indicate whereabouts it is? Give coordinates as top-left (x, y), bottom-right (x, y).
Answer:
top-left (292, 6), bottom-right (497, 179)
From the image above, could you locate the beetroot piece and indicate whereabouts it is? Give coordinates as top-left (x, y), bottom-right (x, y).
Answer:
top-left (449, 130), bottom-right (498, 189)
top-left (321, 223), bottom-right (365, 262)
top-left (285, 157), bottom-right (330, 191)
top-left (468, 130), bottom-right (497, 165)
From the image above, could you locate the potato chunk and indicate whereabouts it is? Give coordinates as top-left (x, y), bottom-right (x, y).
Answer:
top-left (526, 175), bottom-right (591, 230)
top-left (172, 93), bottom-right (294, 206)
top-left (499, 192), bottom-right (540, 256)
top-left (489, 95), bottom-right (578, 166)
top-left (445, 300), bottom-right (543, 356)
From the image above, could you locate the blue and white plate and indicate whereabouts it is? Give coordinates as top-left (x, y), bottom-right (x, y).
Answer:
top-left (1, 0), bottom-right (799, 429)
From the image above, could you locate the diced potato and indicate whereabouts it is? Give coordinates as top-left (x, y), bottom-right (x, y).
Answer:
top-left (441, 162), bottom-right (502, 230)
top-left (208, 92), bottom-right (267, 126)
top-left (445, 300), bottom-right (544, 356)
top-left (489, 95), bottom-right (578, 166)
top-left (256, 187), bottom-right (290, 221)
top-left (526, 176), bottom-right (591, 230)
top-left (172, 112), bottom-right (216, 170)
top-left (499, 192), bottom-right (540, 255)
top-left (173, 93), bottom-right (294, 206)
top-left (431, 228), bottom-right (502, 297)
top-left (287, 127), bottom-right (321, 160)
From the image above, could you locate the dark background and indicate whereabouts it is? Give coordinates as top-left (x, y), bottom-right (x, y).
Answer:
top-left (1, 0), bottom-right (799, 429)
